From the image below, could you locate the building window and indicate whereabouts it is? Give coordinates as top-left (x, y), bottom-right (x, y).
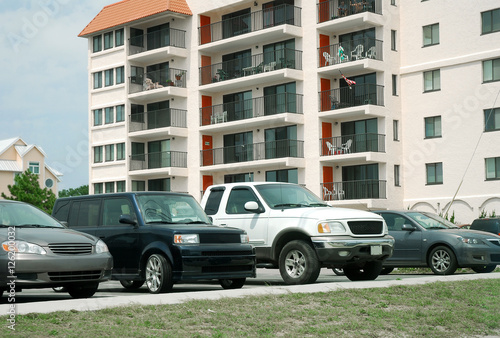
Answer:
top-left (392, 74), bottom-right (397, 95)
top-left (132, 180), bottom-right (145, 191)
top-left (116, 105), bottom-right (125, 122)
top-left (393, 120), bottom-right (399, 141)
top-left (483, 58), bottom-right (500, 83)
top-left (394, 165), bottom-right (400, 186)
top-left (93, 72), bottom-right (102, 89)
top-left (115, 28), bottom-right (124, 46)
top-left (131, 66), bottom-right (144, 85)
top-left (266, 168), bottom-right (298, 183)
top-left (391, 0), bottom-right (396, 5)
top-left (148, 178), bottom-right (170, 192)
top-left (45, 178), bottom-right (54, 188)
top-left (485, 157), bottom-right (500, 180)
top-left (94, 146), bottom-right (103, 163)
top-left (94, 183), bottom-right (103, 194)
top-left (104, 69), bottom-right (114, 87)
top-left (116, 181), bottom-right (126, 192)
top-left (116, 66), bottom-right (124, 84)
top-left (485, 107), bottom-right (500, 131)
top-left (103, 32), bottom-right (113, 50)
top-left (482, 8), bottom-right (500, 35)
top-left (92, 35), bottom-right (102, 53)
top-left (105, 182), bottom-right (115, 193)
top-left (425, 116), bottom-right (442, 138)
top-left (116, 143), bottom-right (125, 160)
top-left (105, 144), bottom-right (114, 162)
top-left (29, 162), bottom-right (40, 174)
top-left (423, 23), bottom-right (439, 46)
top-left (424, 69), bottom-right (440, 92)
top-left (426, 162), bottom-right (443, 185)
top-left (224, 173), bottom-right (254, 183)
top-left (93, 109), bottom-right (102, 126)
top-left (391, 30), bottom-right (397, 50)
top-left (104, 107), bottom-right (114, 124)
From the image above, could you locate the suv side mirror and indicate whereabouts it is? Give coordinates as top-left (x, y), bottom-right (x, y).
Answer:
top-left (119, 214), bottom-right (137, 226)
top-left (402, 223), bottom-right (416, 232)
top-left (244, 201), bottom-right (263, 213)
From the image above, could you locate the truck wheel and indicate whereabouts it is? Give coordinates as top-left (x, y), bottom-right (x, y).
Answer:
top-left (332, 268), bottom-right (345, 276)
top-left (120, 280), bottom-right (145, 289)
top-left (428, 246), bottom-right (457, 275)
top-left (145, 254), bottom-right (173, 294)
top-left (219, 278), bottom-right (246, 289)
top-left (471, 265), bottom-right (496, 273)
top-left (67, 282), bottom-right (99, 299)
top-left (279, 240), bottom-right (320, 285)
top-left (380, 267), bottom-right (394, 275)
top-left (344, 261), bottom-right (383, 281)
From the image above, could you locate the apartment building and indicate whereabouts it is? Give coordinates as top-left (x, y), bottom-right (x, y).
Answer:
top-left (79, 0), bottom-right (500, 223)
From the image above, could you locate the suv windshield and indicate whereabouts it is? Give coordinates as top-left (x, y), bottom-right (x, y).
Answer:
top-left (255, 184), bottom-right (328, 209)
top-left (136, 194), bottom-right (210, 224)
top-left (406, 212), bottom-right (458, 230)
top-left (0, 202), bottom-right (64, 228)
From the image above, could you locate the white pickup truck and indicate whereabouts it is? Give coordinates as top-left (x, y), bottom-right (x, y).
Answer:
top-left (200, 182), bottom-right (394, 284)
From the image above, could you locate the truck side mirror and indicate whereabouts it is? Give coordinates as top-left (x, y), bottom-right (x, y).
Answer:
top-left (119, 214), bottom-right (137, 226)
top-left (244, 201), bottom-right (263, 213)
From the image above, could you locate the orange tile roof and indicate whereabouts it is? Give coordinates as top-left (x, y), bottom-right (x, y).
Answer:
top-left (79, 0), bottom-right (192, 37)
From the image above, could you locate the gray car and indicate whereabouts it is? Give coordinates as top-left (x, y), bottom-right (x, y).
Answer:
top-left (374, 210), bottom-right (500, 275)
top-left (1, 200), bottom-right (113, 299)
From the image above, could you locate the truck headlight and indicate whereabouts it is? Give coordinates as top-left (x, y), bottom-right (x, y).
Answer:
top-left (2, 241), bottom-right (47, 255)
top-left (240, 234), bottom-right (249, 244)
top-left (318, 221), bottom-right (346, 234)
top-left (95, 239), bottom-right (109, 253)
top-left (174, 234), bottom-right (200, 244)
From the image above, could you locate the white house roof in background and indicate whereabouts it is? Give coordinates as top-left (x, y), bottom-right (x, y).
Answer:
top-left (46, 164), bottom-right (63, 181)
top-left (0, 160), bottom-right (22, 172)
top-left (0, 137), bottom-right (23, 156)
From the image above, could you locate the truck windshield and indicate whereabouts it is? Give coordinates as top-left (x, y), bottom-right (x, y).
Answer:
top-left (137, 194), bottom-right (211, 224)
top-left (255, 184), bottom-right (328, 209)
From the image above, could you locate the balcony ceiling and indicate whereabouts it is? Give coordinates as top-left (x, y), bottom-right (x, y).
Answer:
top-left (129, 127), bottom-right (188, 140)
top-left (320, 152), bottom-right (387, 165)
top-left (319, 105), bottom-right (386, 120)
top-left (128, 167), bottom-right (188, 178)
top-left (317, 58), bottom-right (384, 77)
top-left (317, 12), bottom-right (384, 35)
top-left (199, 157), bottom-right (305, 173)
top-left (200, 113), bottom-right (304, 134)
top-left (128, 46), bottom-right (189, 64)
top-left (128, 86), bottom-right (187, 103)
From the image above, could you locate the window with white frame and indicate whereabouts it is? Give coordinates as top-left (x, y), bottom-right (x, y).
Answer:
top-left (94, 183), bottom-right (103, 194)
top-left (116, 143), bottom-right (125, 160)
top-left (393, 120), bottom-right (399, 141)
top-left (425, 116), bottom-right (442, 138)
top-left (105, 182), bottom-right (115, 193)
top-left (93, 35), bottom-right (102, 53)
top-left (424, 69), bottom-right (440, 92)
top-left (105, 144), bottom-right (114, 162)
top-left (116, 181), bottom-right (126, 192)
top-left (485, 157), bottom-right (500, 180)
top-left (115, 28), bottom-right (124, 46)
top-left (392, 74), bottom-right (397, 95)
top-left (94, 146), bottom-right (103, 163)
top-left (104, 32), bottom-right (113, 50)
top-left (391, 30), bottom-right (397, 50)
top-left (105, 107), bottom-right (114, 124)
top-left (426, 162), bottom-right (443, 185)
top-left (485, 107), bottom-right (500, 131)
top-left (483, 58), bottom-right (500, 83)
top-left (394, 165), bottom-right (400, 186)
top-left (93, 109), bottom-right (102, 126)
top-left (93, 72), bottom-right (102, 89)
top-left (116, 105), bottom-right (125, 122)
top-left (116, 66), bottom-right (124, 84)
top-left (29, 161), bottom-right (40, 174)
top-left (104, 69), bottom-right (114, 87)
top-left (423, 23), bottom-right (439, 46)
top-left (482, 8), bottom-right (500, 35)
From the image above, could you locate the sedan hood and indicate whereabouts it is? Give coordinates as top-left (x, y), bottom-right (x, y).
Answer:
top-left (270, 206), bottom-right (383, 221)
top-left (4, 228), bottom-right (98, 246)
top-left (443, 228), bottom-right (500, 239)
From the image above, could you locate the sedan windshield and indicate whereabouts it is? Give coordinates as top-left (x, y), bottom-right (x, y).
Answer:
top-left (137, 194), bottom-right (210, 224)
top-left (0, 202), bottom-right (64, 228)
top-left (255, 184), bottom-right (328, 209)
top-left (406, 212), bottom-right (459, 230)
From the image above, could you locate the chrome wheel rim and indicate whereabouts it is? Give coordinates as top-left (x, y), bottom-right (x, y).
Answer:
top-left (146, 255), bottom-right (162, 292)
top-left (284, 249), bottom-right (306, 278)
top-left (431, 249), bottom-right (451, 273)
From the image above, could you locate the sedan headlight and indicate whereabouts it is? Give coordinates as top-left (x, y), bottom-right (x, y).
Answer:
top-left (240, 233), bottom-right (249, 244)
top-left (174, 234), bottom-right (199, 244)
top-left (2, 241), bottom-right (47, 255)
top-left (95, 239), bottom-right (109, 254)
top-left (318, 221), bottom-right (346, 234)
top-left (459, 237), bottom-right (482, 245)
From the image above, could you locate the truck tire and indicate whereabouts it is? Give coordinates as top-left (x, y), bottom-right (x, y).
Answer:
top-left (120, 280), bottom-right (145, 289)
top-left (344, 261), bottom-right (383, 281)
top-left (67, 282), bottom-right (99, 299)
top-left (219, 278), bottom-right (246, 289)
top-left (145, 254), bottom-right (173, 294)
top-left (279, 240), bottom-right (320, 285)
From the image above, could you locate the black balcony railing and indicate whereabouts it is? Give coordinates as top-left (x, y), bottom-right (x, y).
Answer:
top-left (199, 49), bottom-right (302, 85)
top-left (319, 83), bottom-right (384, 112)
top-left (199, 4), bottom-right (301, 45)
top-left (129, 27), bottom-right (186, 55)
top-left (200, 140), bottom-right (304, 166)
top-left (317, 0), bottom-right (382, 23)
top-left (321, 180), bottom-right (386, 201)
top-left (320, 133), bottom-right (385, 156)
top-left (129, 108), bottom-right (187, 132)
top-left (200, 93), bottom-right (303, 126)
top-left (129, 68), bottom-right (186, 94)
top-left (130, 151), bottom-right (187, 171)
top-left (318, 38), bottom-right (383, 67)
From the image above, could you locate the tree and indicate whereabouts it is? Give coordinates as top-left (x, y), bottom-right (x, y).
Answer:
top-left (1, 169), bottom-right (56, 214)
top-left (59, 185), bottom-right (89, 198)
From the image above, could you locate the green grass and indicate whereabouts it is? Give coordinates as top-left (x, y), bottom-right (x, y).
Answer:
top-left (2, 278), bottom-right (500, 337)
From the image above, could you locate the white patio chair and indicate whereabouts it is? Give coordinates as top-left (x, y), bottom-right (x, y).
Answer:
top-left (341, 139), bottom-right (352, 154)
top-left (326, 141), bottom-right (335, 155)
top-left (350, 44), bottom-right (364, 60)
top-left (366, 46), bottom-right (376, 59)
top-left (323, 52), bottom-right (335, 66)
top-left (323, 186), bottom-right (333, 201)
top-left (264, 61), bottom-right (277, 72)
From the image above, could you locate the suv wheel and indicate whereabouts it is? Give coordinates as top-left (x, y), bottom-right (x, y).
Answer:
top-left (344, 261), bottom-right (383, 281)
top-left (120, 280), bottom-right (145, 290)
top-left (332, 268), bottom-right (345, 276)
top-left (219, 278), bottom-right (246, 289)
top-left (471, 265), bottom-right (496, 273)
top-left (145, 254), bottom-right (173, 294)
top-left (428, 246), bottom-right (457, 275)
top-left (67, 282), bottom-right (99, 299)
top-left (279, 240), bottom-right (320, 285)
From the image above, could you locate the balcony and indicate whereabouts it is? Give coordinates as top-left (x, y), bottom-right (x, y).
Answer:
top-left (318, 38), bottom-right (382, 68)
top-left (318, 83), bottom-right (384, 113)
top-left (128, 28), bottom-right (187, 63)
top-left (129, 108), bottom-right (187, 139)
top-left (200, 93), bottom-right (303, 127)
top-left (130, 151), bottom-right (187, 171)
top-left (128, 68), bottom-right (187, 102)
top-left (200, 140), bottom-right (304, 167)
top-left (320, 133), bottom-right (385, 156)
top-left (317, 0), bottom-right (383, 32)
top-left (199, 4), bottom-right (301, 51)
top-left (321, 180), bottom-right (386, 201)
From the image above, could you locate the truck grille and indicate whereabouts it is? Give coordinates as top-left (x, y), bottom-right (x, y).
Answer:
top-left (199, 233), bottom-right (241, 244)
top-left (48, 270), bottom-right (102, 281)
top-left (48, 243), bottom-right (93, 255)
top-left (347, 221), bottom-right (383, 235)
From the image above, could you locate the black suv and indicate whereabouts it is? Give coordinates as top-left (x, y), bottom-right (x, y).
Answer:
top-left (52, 192), bottom-right (255, 293)
top-left (470, 217), bottom-right (500, 236)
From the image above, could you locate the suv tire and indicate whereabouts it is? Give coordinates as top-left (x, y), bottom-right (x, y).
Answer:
top-left (279, 240), bottom-right (320, 285)
top-left (219, 278), bottom-right (246, 289)
top-left (145, 254), bottom-right (173, 294)
top-left (471, 265), bottom-right (496, 273)
top-left (120, 280), bottom-right (145, 289)
top-left (67, 282), bottom-right (99, 299)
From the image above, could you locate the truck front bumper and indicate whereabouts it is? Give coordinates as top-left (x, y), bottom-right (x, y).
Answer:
top-left (311, 235), bottom-right (395, 265)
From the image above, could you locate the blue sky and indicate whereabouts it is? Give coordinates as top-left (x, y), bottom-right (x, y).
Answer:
top-left (0, 0), bottom-right (117, 190)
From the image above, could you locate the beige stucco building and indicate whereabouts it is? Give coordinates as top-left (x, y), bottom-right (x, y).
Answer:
top-left (79, 0), bottom-right (500, 224)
